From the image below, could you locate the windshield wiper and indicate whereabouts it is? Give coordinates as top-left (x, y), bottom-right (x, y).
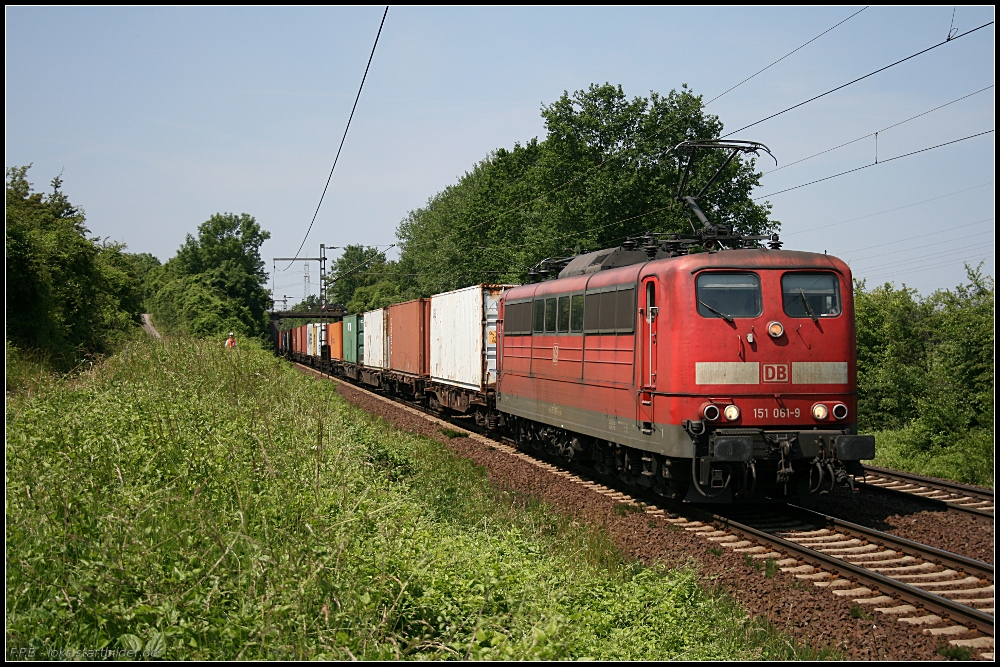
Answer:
top-left (799, 289), bottom-right (819, 323)
top-left (699, 300), bottom-right (733, 323)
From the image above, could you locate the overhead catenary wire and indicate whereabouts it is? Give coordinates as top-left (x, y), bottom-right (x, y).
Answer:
top-left (784, 181), bottom-right (994, 235)
top-left (327, 21), bottom-right (996, 275)
top-left (845, 225), bottom-right (994, 263)
top-left (755, 130), bottom-right (994, 200)
top-left (706, 7), bottom-right (869, 105)
top-left (836, 217), bottom-right (994, 257)
top-left (851, 240), bottom-right (995, 273)
top-left (721, 20), bottom-right (995, 138)
top-left (860, 253), bottom-right (994, 282)
top-left (763, 84), bottom-right (995, 175)
top-left (282, 6), bottom-right (389, 271)
top-left (319, 20), bottom-right (996, 286)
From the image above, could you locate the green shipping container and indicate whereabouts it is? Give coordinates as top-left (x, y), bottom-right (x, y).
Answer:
top-left (343, 314), bottom-right (364, 364)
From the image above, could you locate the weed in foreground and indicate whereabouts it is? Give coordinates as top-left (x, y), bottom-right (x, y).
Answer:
top-left (613, 503), bottom-right (646, 517)
top-left (849, 606), bottom-right (872, 620)
top-left (6, 338), bottom-right (836, 660)
top-left (937, 643), bottom-right (973, 660)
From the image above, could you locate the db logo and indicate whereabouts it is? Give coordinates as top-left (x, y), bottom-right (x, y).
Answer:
top-left (762, 363), bottom-right (789, 383)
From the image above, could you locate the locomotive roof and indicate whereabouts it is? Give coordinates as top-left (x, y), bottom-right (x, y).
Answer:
top-left (505, 249), bottom-right (850, 299)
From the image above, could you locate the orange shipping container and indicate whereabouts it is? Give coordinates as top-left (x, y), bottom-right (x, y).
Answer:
top-left (327, 321), bottom-right (344, 360)
top-left (388, 299), bottom-right (431, 376)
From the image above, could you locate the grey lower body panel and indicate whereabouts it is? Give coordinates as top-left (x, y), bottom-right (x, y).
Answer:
top-left (497, 391), bottom-right (694, 458)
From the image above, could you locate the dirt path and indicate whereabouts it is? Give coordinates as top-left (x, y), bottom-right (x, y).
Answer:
top-left (142, 314), bottom-right (162, 339)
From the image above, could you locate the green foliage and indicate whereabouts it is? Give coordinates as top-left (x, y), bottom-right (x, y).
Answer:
top-left (937, 643), bottom-right (972, 660)
top-left (347, 279), bottom-right (405, 314)
top-left (148, 213), bottom-right (271, 340)
top-left (5, 166), bottom-right (144, 368)
top-left (6, 339), bottom-right (825, 660)
top-left (123, 252), bottom-right (162, 309)
top-left (856, 266), bottom-right (994, 486)
top-left (613, 503), bottom-right (646, 516)
top-left (849, 606), bottom-right (871, 620)
top-left (327, 244), bottom-right (394, 308)
top-left (871, 425), bottom-right (993, 488)
top-left (328, 83), bottom-right (776, 306)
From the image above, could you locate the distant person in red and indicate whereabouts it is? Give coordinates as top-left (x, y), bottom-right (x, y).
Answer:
top-left (224, 332), bottom-right (237, 349)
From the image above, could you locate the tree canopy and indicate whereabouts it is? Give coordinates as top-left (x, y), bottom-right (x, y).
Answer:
top-left (6, 165), bottom-right (145, 367)
top-left (375, 83), bottom-right (775, 300)
top-left (855, 265), bottom-right (994, 441)
top-left (148, 213), bottom-right (271, 339)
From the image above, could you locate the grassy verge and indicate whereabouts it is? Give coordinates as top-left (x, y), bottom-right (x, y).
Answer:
top-left (7, 337), bottom-right (828, 659)
top-left (872, 425), bottom-right (993, 488)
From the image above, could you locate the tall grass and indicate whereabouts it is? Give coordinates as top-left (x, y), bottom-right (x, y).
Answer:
top-left (7, 337), bottom-right (826, 659)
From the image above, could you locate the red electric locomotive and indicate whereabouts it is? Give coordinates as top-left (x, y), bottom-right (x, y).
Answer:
top-left (495, 140), bottom-right (874, 502)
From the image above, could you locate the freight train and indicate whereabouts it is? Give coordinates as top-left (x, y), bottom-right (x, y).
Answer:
top-left (276, 140), bottom-right (875, 502)
top-left (276, 242), bottom-right (875, 503)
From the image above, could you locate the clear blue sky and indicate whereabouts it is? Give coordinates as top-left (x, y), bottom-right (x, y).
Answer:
top-left (6, 6), bottom-right (995, 299)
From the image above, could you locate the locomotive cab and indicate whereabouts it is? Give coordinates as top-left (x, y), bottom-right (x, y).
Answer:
top-left (644, 249), bottom-right (874, 502)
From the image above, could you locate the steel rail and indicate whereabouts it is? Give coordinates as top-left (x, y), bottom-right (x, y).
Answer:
top-left (859, 465), bottom-right (993, 519)
top-left (863, 465), bottom-right (994, 499)
top-left (704, 508), bottom-right (995, 636)
top-left (783, 504), bottom-right (994, 579)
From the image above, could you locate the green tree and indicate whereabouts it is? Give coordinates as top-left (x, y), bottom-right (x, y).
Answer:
top-left (149, 213), bottom-right (271, 339)
top-left (916, 266), bottom-right (994, 440)
top-left (393, 83), bottom-right (775, 298)
top-left (327, 245), bottom-right (390, 307)
top-left (853, 280), bottom-right (930, 431)
top-left (346, 279), bottom-right (403, 314)
top-left (6, 165), bottom-right (143, 366)
top-left (855, 264), bottom-right (994, 443)
top-left (123, 252), bottom-right (162, 310)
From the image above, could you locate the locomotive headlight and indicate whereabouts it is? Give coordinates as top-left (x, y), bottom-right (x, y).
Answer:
top-left (767, 321), bottom-right (784, 338)
top-left (723, 404), bottom-right (740, 421)
top-left (703, 404), bottom-right (721, 421)
top-left (812, 403), bottom-right (829, 420)
top-left (832, 403), bottom-right (848, 420)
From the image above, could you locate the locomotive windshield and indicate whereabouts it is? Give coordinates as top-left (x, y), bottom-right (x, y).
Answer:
top-left (696, 273), bottom-right (762, 319)
top-left (782, 273), bottom-right (841, 318)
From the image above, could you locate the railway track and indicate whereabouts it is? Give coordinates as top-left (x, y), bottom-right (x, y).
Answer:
top-left (858, 465), bottom-right (994, 518)
top-left (296, 363), bottom-right (995, 659)
top-left (717, 504), bottom-right (993, 624)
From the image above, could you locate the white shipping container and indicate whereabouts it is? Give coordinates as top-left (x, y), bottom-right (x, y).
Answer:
top-left (363, 309), bottom-right (387, 368)
top-left (430, 284), bottom-right (514, 390)
top-left (306, 324), bottom-right (314, 356)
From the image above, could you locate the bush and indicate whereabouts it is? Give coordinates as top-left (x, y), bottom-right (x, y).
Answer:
top-left (5, 166), bottom-right (144, 369)
top-left (856, 266), bottom-right (994, 486)
top-left (148, 213), bottom-right (271, 340)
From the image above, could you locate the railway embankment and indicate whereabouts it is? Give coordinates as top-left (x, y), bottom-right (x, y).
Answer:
top-left (7, 337), bottom-right (833, 660)
top-left (329, 374), bottom-right (985, 661)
